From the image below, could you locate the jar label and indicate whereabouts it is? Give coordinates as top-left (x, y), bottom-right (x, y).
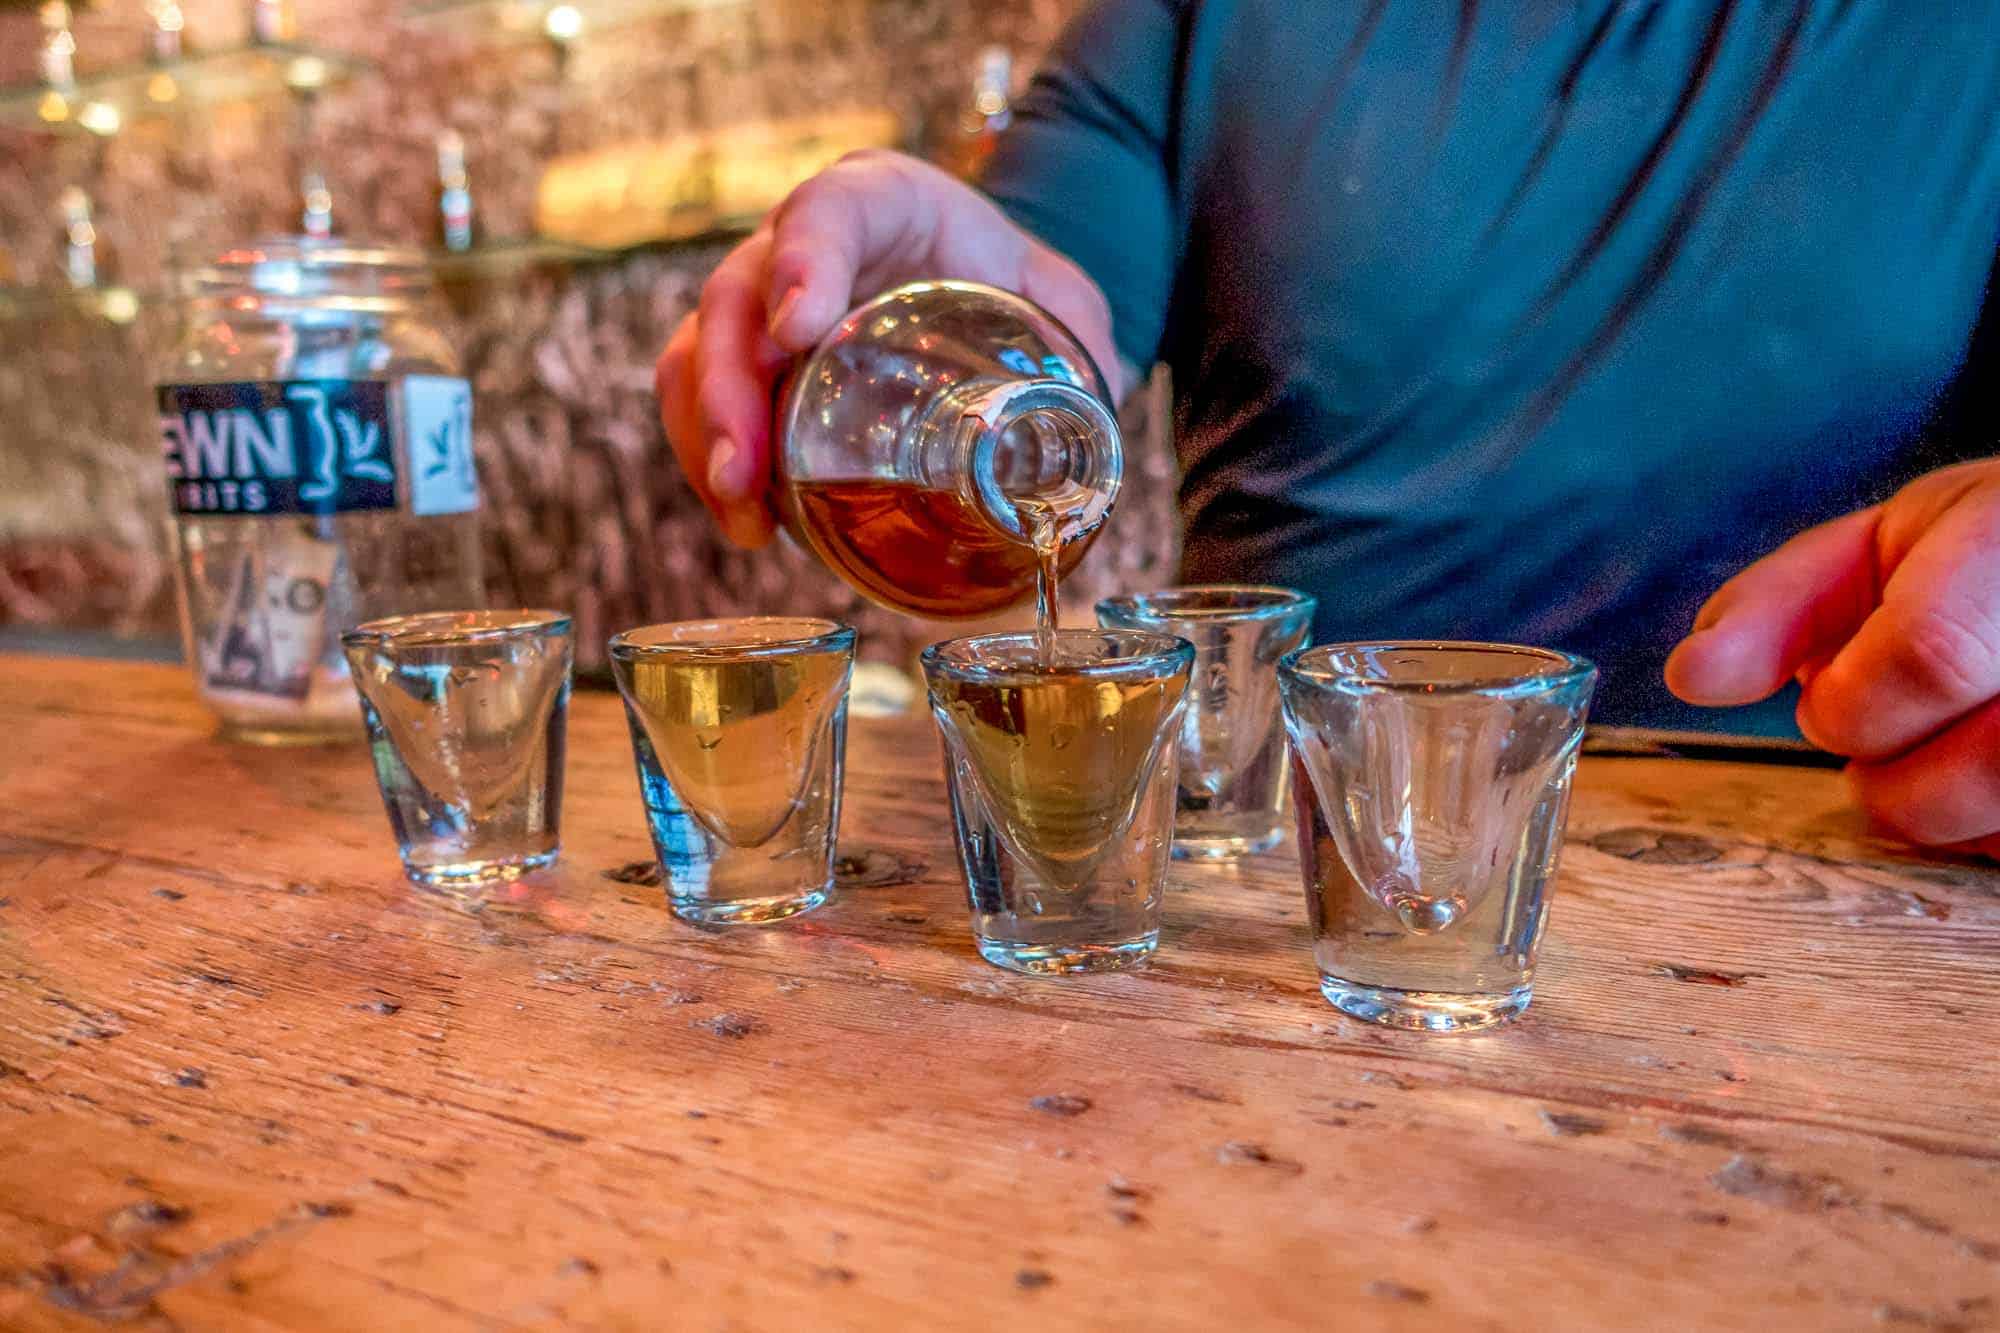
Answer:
top-left (196, 527), bottom-right (342, 703)
top-left (403, 375), bottom-right (480, 516)
top-left (158, 379), bottom-right (398, 516)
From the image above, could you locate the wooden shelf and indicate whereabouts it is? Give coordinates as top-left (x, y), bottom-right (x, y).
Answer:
top-left (429, 222), bottom-right (753, 278)
top-left (402, 0), bottom-right (745, 44)
top-left (0, 284), bottom-right (149, 324)
top-left (0, 42), bottom-right (368, 136)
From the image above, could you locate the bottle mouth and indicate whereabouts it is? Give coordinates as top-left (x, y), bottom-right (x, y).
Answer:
top-left (960, 378), bottom-right (1122, 544)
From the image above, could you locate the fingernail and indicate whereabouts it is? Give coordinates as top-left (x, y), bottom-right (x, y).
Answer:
top-left (1665, 626), bottom-right (1713, 669)
top-left (1675, 626), bottom-right (1718, 656)
top-left (1796, 701), bottom-right (1834, 754)
top-left (706, 436), bottom-right (741, 499)
top-left (768, 285), bottom-right (803, 339)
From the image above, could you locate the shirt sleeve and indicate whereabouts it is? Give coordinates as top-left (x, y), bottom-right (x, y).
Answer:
top-left (980, 0), bottom-right (1184, 373)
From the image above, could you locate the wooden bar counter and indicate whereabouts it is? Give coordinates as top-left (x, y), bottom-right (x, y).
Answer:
top-left (1, 654), bottom-right (1996, 1331)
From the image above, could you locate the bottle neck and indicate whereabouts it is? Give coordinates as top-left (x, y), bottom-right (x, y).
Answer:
top-left (911, 376), bottom-right (1122, 546)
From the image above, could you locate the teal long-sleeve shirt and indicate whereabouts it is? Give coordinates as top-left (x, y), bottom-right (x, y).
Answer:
top-left (982, 0), bottom-right (2000, 730)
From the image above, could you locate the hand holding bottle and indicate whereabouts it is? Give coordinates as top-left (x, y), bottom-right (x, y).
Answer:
top-left (654, 149), bottom-right (1123, 548)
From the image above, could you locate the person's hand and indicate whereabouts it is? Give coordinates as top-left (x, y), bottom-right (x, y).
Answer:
top-left (654, 149), bottom-right (1123, 548)
top-left (1666, 459), bottom-right (2000, 856)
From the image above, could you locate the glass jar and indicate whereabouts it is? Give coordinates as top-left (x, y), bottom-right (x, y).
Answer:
top-left (156, 237), bottom-right (484, 745)
top-left (774, 280), bottom-right (1122, 620)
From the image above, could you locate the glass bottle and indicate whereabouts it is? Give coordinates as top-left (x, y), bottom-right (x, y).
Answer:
top-left (249, 0), bottom-right (294, 46)
top-left (929, 46), bottom-right (1014, 182)
top-left (775, 280), bottom-right (1121, 619)
top-left (300, 168), bottom-right (333, 239)
top-left (56, 187), bottom-right (97, 289)
top-left (146, 1), bottom-right (185, 63)
top-left (437, 130), bottom-right (475, 253)
top-left (39, 3), bottom-right (76, 93)
top-left (155, 239), bottom-right (485, 744)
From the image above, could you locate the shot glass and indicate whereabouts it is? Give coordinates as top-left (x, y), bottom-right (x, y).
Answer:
top-left (341, 610), bottom-right (573, 888)
top-left (1278, 642), bottom-right (1596, 1032)
top-left (609, 618), bottom-right (854, 925)
top-left (1097, 585), bottom-right (1315, 859)
top-left (922, 628), bottom-right (1194, 975)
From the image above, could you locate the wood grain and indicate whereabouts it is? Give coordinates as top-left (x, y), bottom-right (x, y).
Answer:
top-left (0, 653), bottom-right (1996, 1332)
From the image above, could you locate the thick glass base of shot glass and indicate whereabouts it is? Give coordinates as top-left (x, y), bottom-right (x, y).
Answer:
top-left (632, 739), bottom-right (845, 928)
top-left (668, 883), bottom-right (833, 926)
top-left (1173, 811), bottom-right (1286, 861)
top-left (976, 932), bottom-right (1159, 976)
top-left (218, 719), bottom-right (363, 747)
top-left (404, 846), bottom-right (559, 890)
top-left (952, 769), bottom-right (1177, 977)
top-left (958, 827), bottom-right (1173, 976)
top-left (612, 617), bottom-right (854, 933)
top-left (1319, 974), bottom-right (1532, 1032)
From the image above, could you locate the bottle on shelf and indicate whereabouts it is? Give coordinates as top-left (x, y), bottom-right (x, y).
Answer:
top-left (146, 1), bottom-right (186, 64)
top-left (57, 187), bottom-right (97, 290)
top-left (249, 0), bottom-right (295, 46)
top-left (928, 46), bottom-right (1014, 182)
top-left (774, 281), bottom-right (1121, 620)
top-left (301, 168), bottom-right (333, 239)
top-left (39, 3), bottom-right (77, 93)
top-left (437, 131), bottom-right (475, 253)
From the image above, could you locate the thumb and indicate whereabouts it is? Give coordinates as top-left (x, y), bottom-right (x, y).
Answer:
top-left (1665, 506), bottom-right (1882, 707)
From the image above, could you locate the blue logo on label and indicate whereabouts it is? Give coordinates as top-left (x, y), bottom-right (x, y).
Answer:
top-left (996, 346), bottom-right (1086, 388)
top-left (997, 347), bottom-right (1039, 376)
top-left (405, 375), bottom-right (479, 516)
top-left (158, 380), bottom-right (397, 516)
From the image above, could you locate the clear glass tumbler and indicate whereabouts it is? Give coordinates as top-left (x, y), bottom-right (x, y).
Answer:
top-left (609, 618), bottom-right (854, 926)
top-left (341, 610), bottom-right (572, 888)
top-left (922, 629), bottom-right (1194, 975)
top-left (1279, 642), bottom-right (1596, 1032)
top-left (1097, 585), bottom-right (1315, 859)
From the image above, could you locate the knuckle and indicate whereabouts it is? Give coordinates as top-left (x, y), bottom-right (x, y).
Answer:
top-left (781, 168), bottom-right (846, 214)
top-left (1889, 602), bottom-right (2000, 702)
top-left (767, 237), bottom-right (814, 276)
top-left (832, 146), bottom-right (896, 172)
top-left (698, 267), bottom-right (746, 310)
top-left (693, 370), bottom-right (739, 428)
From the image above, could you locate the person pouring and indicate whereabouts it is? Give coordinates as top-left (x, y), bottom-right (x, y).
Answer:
top-left (657, 2), bottom-right (2000, 858)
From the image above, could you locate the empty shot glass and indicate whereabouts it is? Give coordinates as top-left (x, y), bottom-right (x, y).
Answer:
top-left (341, 610), bottom-right (573, 888)
top-left (1097, 585), bottom-right (1315, 859)
top-left (609, 618), bottom-right (854, 925)
top-left (1279, 642), bottom-right (1596, 1032)
top-left (922, 629), bottom-right (1194, 975)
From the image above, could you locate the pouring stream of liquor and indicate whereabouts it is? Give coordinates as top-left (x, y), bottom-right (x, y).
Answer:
top-left (1015, 499), bottom-right (1062, 663)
